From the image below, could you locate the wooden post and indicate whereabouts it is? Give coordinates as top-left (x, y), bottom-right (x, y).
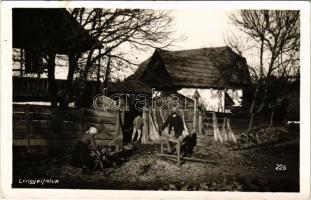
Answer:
top-left (192, 98), bottom-right (197, 133)
top-left (160, 140), bottom-right (164, 154)
top-left (213, 113), bottom-right (223, 143)
top-left (20, 49), bottom-right (24, 76)
top-left (115, 111), bottom-right (121, 152)
top-left (25, 104), bottom-right (30, 152)
top-left (248, 113), bottom-right (255, 131)
top-left (142, 108), bottom-right (149, 144)
top-left (47, 52), bottom-right (57, 108)
top-left (227, 118), bottom-right (237, 143)
top-left (198, 111), bottom-right (202, 135)
top-left (121, 110), bottom-right (125, 129)
top-left (159, 109), bottom-right (165, 123)
top-left (176, 140), bottom-right (181, 166)
top-left (270, 108), bottom-right (274, 127)
top-left (81, 108), bottom-right (85, 135)
top-left (221, 117), bottom-right (227, 142)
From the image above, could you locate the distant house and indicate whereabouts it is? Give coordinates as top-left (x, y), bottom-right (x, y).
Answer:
top-left (131, 46), bottom-right (251, 112)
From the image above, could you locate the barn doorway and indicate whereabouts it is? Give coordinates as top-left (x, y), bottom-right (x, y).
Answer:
top-left (122, 95), bottom-right (144, 144)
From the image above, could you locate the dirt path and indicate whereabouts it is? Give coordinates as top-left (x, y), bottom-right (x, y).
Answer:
top-left (13, 138), bottom-right (299, 191)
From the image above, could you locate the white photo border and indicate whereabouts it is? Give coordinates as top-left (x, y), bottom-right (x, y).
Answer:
top-left (0, 1), bottom-right (310, 199)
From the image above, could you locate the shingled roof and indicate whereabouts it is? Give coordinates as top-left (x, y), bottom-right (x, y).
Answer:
top-left (133, 46), bottom-right (251, 90)
top-left (108, 79), bottom-right (152, 94)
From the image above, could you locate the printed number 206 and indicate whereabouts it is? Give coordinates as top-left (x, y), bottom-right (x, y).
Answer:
top-left (275, 164), bottom-right (286, 171)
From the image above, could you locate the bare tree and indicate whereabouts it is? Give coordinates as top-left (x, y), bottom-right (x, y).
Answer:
top-left (227, 10), bottom-right (300, 130)
top-left (58, 8), bottom-right (180, 109)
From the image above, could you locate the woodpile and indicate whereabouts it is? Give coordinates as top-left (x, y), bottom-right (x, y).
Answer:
top-left (233, 126), bottom-right (296, 150)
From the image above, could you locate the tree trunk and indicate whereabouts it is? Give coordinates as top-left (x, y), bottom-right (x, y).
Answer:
top-left (248, 113), bottom-right (255, 131)
top-left (247, 39), bottom-right (264, 130)
top-left (82, 47), bottom-right (96, 80)
top-left (60, 54), bottom-right (78, 109)
top-left (47, 52), bottom-right (57, 109)
top-left (192, 98), bottom-right (197, 134)
top-left (270, 108), bottom-right (274, 127)
top-left (97, 48), bottom-right (102, 92)
top-left (259, 39), bottom-right (264, 77)
top-left (103, 55), bottom-right (111, 89)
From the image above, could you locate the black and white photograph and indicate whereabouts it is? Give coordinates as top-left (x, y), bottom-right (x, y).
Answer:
top-left (0, 1), bottom-right (310, 199)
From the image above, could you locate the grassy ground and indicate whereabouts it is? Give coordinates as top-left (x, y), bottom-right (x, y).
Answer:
top-left (12, 127), bottom-right (299, 191)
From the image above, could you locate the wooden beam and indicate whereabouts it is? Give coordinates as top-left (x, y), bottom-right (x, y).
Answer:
top-left (198, 111), bottom-right (202, 135)
top-left (192, 98), bottom-right (197, 133)
top-left (158, 154), bottom-right (217, 164)
top-left (26, 104), bottom-right (30, 152)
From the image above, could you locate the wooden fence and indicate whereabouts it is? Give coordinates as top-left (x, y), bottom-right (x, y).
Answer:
top-left (13, 104), bottom-right (123, 151)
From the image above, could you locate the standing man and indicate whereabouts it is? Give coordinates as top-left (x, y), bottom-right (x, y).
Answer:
top-left (161, 108), bottom-right (184, 139)
top-left (132, 113), bottom-right (144, 143)
top-left (160, 108), bottom-right (184, 153)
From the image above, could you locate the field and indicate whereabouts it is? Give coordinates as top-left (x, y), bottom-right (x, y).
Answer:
top-left (12, 126), bottom-right (299, 191)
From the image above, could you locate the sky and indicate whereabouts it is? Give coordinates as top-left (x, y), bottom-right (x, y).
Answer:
top-left (129, 10), bottom-right (235, 63)
top-left (171, 10), bottom-right (232, 50)
top-left (111, 10), bottom-right (240, 81)
top-left (55, 10), bottom-right (244, 80)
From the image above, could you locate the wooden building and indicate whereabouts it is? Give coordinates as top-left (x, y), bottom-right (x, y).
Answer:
top-left (132, 46), bottom-right (251, 112)
top-left (130, 46), bottom-right (251, 144)
top-left (12, 8), bottom-right (101, 104)
top-left (12, 9), bottom-right (124, 150)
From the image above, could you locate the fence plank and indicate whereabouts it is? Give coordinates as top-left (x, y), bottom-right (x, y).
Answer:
top-left (13, 138), bottom-right (118, 147)
top-left (13, 113), bottom-right (26, 120)
top-left (26, 105), bottom-right (30, 151)
top-left (30, 139), bottom-right (76, 146)
top-left (84, 109), bottom-right (117, 119)
top-left (83, 116), bottom-right (117, 124)
top-left (30, 121), bottom-right (82, 131)
top-left (13, 120), bottom-right (27, 130)
top-left (13, 139), bottom-right (28, 146)
top-left (29, 130), bottom-right (81, 138)
top-left (13, 129), bottom-right (27, 138)
top-left (30, 113), bottom-right (81, 122)
top-left (13, 104), bottom-right (122, 148)
top-left (29, 105), bottom-right (52, 114)
top-left (13, 104), bottom-right (26, 112)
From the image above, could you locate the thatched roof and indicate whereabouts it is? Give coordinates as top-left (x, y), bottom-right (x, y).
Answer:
top-left (133, 46), bottom-right (251, 90)
top-left (108, 80), bottom-right (152, 94)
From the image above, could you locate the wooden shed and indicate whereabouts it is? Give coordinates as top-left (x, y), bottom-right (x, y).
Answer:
top-left (12, 9), bottom-right (125, 151)
top-left (12, 8), bottom-right (101, 104)
top-left (131, 46), bottom-right (251, 144)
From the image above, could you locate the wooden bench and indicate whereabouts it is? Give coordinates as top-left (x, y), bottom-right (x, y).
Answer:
top-left (160, 135), bottom-right (187, 166)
